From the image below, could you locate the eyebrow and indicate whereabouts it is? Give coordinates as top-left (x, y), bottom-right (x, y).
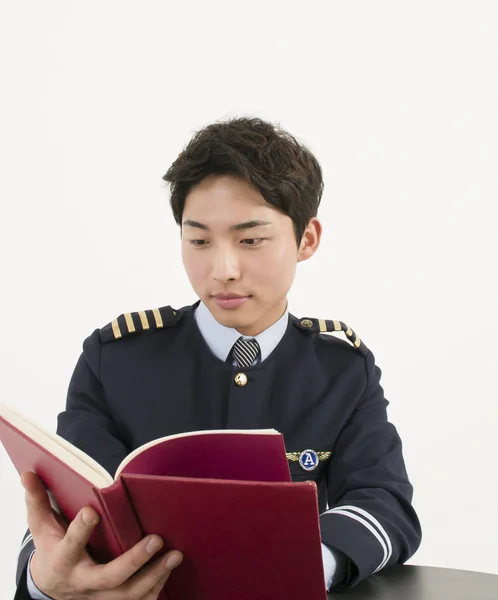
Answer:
top-left (182, 219), bottom-right (272, 232)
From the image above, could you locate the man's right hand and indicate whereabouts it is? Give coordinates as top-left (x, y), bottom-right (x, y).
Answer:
top-left (22, 471), bottom-right (183, 600)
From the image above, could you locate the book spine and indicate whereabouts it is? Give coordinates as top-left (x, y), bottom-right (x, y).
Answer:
top-left (92, 478), bottom-right (144, 556)
top-left (92, 480), bottom-right (169, 600)
top-left (117, 476), bottom-right (170, 600)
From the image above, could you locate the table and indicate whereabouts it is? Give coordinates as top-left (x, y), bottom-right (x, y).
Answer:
top-left (328, 565), bottom-right (498, 599)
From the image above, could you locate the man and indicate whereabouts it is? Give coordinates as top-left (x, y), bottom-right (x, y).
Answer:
top-left (15, 117), bottom-right (422, 599)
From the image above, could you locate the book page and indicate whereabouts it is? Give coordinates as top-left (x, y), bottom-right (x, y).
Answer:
top-left (0, 403), bottom-right (113, 488)
top-left (115, 428), bottom-right (279, 479)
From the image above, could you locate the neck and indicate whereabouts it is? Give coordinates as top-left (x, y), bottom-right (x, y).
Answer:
top-left (235, 299), bottom-right (287, 337)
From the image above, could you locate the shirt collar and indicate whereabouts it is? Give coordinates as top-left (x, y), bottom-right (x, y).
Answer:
top-left (194, 301), bottom-right (289, 362)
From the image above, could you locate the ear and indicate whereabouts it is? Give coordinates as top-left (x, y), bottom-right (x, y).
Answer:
top-left (297, 217), bottom-right (322, 263)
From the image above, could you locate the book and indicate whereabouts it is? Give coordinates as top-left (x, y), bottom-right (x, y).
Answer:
top-left (0, 403), bottom-right (327, 600)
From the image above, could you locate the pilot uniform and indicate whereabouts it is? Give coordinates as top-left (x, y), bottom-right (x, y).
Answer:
top-left (14, 300), bottom-right (422, 598)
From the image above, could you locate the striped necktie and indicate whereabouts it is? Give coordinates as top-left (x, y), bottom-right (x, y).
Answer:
top-left (231, 337), bottom-right (261, 368)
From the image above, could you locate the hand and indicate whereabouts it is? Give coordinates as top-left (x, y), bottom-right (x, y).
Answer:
top-left (22, 471), bottom-right (183, 600)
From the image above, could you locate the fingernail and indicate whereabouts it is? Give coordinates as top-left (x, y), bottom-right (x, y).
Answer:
top-left (146, 536), bottom-right (163, 554)
top-left (164, 552), bottom-right (182, 570)
top-left (82, 510), bottom-right (98, 525)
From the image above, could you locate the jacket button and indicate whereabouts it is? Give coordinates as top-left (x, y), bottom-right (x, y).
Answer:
top-left (234, 372), bottom-right (248, 386)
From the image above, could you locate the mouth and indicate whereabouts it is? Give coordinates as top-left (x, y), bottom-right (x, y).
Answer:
top-left (211, 293), bottom-right (250, 310)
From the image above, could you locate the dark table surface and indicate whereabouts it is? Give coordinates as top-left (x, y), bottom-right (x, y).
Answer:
top-left (328, 565), bottom-right (498, 599)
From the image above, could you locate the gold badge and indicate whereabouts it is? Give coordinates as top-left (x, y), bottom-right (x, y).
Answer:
top-left (300, 319), bottom-right (313, 328)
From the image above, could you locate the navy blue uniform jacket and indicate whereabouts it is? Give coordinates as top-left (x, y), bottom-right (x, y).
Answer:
top-left (14, 302), bottom-right (422, 597)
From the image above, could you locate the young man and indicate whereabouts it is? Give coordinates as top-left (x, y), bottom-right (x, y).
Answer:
top-left (15, 117), bottom-right (422, 599)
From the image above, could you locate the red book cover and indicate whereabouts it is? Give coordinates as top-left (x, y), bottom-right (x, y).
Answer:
top-left (121, 474), bottom-right (327, 600)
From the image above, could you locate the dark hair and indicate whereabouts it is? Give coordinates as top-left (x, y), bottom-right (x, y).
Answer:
top-left (162, 117), bottom-right (323, 244)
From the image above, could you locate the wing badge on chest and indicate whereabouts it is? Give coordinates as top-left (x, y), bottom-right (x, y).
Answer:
top-left (286, 449), bottom-right (333, 472)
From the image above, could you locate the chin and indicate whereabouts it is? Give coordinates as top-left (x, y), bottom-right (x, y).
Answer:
top-left (208, 301), bottom-right (253, 327)
top-left (212, 310), bottom-right (248, 328)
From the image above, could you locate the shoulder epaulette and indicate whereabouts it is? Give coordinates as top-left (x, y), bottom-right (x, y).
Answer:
top-left (294, 317), bottom-right (369, 357)
top-left (99, 305), bottom-right (184, 344)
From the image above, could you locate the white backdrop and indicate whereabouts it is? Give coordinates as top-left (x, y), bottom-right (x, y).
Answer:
top-left (1, 1), bottom-right (497, 596)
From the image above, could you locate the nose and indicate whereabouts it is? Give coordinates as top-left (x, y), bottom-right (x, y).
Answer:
top-left (211, 245), bottom-right (241, 283)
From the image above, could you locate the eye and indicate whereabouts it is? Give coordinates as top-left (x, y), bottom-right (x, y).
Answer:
top-left (240, 238), bottom-right (265, 246)
top-left (189, 239), bottom-right (209, 246)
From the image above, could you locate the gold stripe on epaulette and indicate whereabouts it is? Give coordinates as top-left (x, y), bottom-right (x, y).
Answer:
top-left (111, 319), bottom-right (122, 340)
top-left (138, 311), bottom-right (149, 330)
top-left (152, 308), bottom-right (163, 328)
top-left (333, 320), bottom-right (341, 331)
top-left (343, 324), bottom-right (362, 349)
top-left (124, 313), bottom-right (136, 333)
top-left (318, 318), bottom-right (327, 332)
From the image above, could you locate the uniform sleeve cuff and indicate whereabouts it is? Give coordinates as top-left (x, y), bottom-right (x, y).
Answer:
top-left (321, 542), bottom-right (348, 590)
top-left (27, 550), bottom-right (54, 600)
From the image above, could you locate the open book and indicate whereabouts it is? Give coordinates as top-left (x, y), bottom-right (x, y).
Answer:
top-left (0, 403), bottom-right (326, 600)
top-left (0, 403), bottom-right (292, 488)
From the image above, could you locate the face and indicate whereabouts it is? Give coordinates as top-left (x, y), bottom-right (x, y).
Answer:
top-left (181, 174), bottom-right (322, 336)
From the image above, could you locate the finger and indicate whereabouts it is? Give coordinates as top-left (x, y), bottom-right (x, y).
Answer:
top-left (88, 535), bottom-right (171, 591)
top-left (22, 472), bottom-right (61, 541)
top-left (144, 571), bottom-right (170, 600)
top-left (58, 506), bottom-right (101, 565)
top-left (124, 550), bottom-right (183, 600)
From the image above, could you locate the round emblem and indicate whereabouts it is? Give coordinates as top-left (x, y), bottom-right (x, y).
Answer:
top-left (299, 449), bottom-right (319, 471)
top-left (234, 372), bottom-right (248, 387)
top-left (300, 319), bottom-right (313, 328)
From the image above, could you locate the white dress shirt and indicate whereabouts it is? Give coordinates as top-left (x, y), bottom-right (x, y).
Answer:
top-left (26, 301), bottom-right (346, 597)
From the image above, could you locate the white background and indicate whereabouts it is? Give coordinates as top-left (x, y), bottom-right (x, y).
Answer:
top-left (1, 1), bottom-right (497, 596)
